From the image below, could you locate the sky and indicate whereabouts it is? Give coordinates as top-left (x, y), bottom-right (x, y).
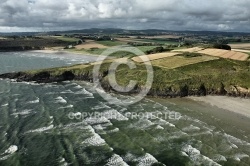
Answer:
top-left (0, 0), bottom-right (250, 32)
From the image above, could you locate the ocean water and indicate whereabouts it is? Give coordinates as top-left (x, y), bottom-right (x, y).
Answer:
top-left (0, 52), bottom-right (250, 166)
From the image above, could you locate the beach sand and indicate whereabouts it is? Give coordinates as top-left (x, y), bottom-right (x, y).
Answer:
top-left (189, 96), bottom-right (250, 118)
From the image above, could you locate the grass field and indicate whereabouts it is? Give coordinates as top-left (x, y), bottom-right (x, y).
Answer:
top-left (151, 55), bottom-right (218, 69)
top-left (25, 57), bottom-right (250, 96)
top-left (96, 40), bottom-right (125, 46)
top-left (134, 39), bottom-right (179, 45)
top-left (132, 52), bottom-right (179, 62)
top-left (172, 47), bottom-right (204, 53)
top-left (136, 46), bottom-right (164, 53)
top-left (75, 40), bottom-right (108, 49)
top-left (116, 38), bottom-right (178, 45)
top-left (50, 36), bottom-right (79, 42)
top-left (144, 35), bottom-right (181, 39)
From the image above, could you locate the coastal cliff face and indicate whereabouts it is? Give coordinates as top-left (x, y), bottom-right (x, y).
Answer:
top-left (1, 69), bottom-right (249, 98)
top-left (0, 37), bottom-right (74, 52)
top-left (0, 46), bottom-right (45, 52)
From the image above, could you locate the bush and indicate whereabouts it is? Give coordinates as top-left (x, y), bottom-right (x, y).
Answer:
top-left (213, 44), bottom-right (231, 50)
top-left (145, 47), bottom-right (172, 55)
top-left (177, 52), bottom-right (202, 58)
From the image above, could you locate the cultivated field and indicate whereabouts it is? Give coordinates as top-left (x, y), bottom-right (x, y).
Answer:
top-left (151, 55), bottom-right (218, 69)
top-left (75, 40), bottom-right (108, 49)
top-left (116, 37), bottom-right (151, 43)
top-left (197, 49), bottom-right (249, 61)
top-left (144, 35), bottom-right (181, 39)
top-left (172, 47), bottom-right (204, 53)
top-left (172, 47), bottom-right (249, 61)
top-left (232, 49), bottom-right (250, 53)
top-left (229, 43), bottom-right (250, 49)
top-left (132, 52), bottom-right (179, 62)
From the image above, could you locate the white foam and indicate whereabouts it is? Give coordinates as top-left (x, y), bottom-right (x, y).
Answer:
top-left (190, 131), bottom-right (213, 137)
top-left (230, 144), bottom-right (238, 149)
top-left (27, 98), bottom-right (40, 104)
top-left (136, 153), bottom-right (158, 166)
top-left (11, 109), bottom-right (33, 116)
top-left (58, 157), bottom-right (68, 166)
top-left (55, 96), bottom-right (67, 103)
top-left (224, 133), bottom-right (250, 146)
top-left (168, 131), bottom-right (188, 140)
top-left (212, 154), bottom-right (227, 162)
top-left (75, 88), bottom-right (93, 96)
top-left (107, 128), bottom-right (120, 133)
top-left (82, 133), bottom-right (106, 147)
top-left (182, 145), bottom-right (221, 166)
top-left (232, 153), bottom-right (249, 161)
top-left (83, 125), bottom-right (96, 134)
top-left (93, 125), bottom-right (104, 130)
top-left (1, 103), bottom-right (8, 107)
top-left (154, 118), bottom-right (175, 127)
top-left (60, 90), bottom-right (74, 94)
top-left (182, 145), bottom-right (200, 156)
top-left (26, 125), bottom-right (54, 133)
top-left (155, 125), bottom-right (164, 130)
top-left (63, 121), bottom-right (88, 130)
top-left (106, 154), bottom-right (129, 166)
top-left (3, 145), bottom-right (18, 154)
top-left (181, 151), bottom-right (189, 157)
top-left (91, 102), bottom-right (111, 110)
top-left (0, 145), bottom-right (18, 161)
top-left (74, 85), bottom-right (82, 89)
top-left (182, 125), bottom-right (200, 132)
top-left (58, 105), bottom-right (74, 109)
top-left (103, 109), bottom-right (128, 121)
top-left (85, 117), bottom-right (111, 125)
top-left (123, 153), bottom-right (137, 162)
top-left (62, 81), bottom-right (71, 83)
top-left (49, 116), bottom-right (54, 124)
top-left (130, 119), bottom-right (154, 129)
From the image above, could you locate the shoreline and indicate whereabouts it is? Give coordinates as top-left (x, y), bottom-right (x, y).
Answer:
top-left (188, 95), bottom-right (250, 118)
top-left (29, 49), bottom-right (99, 56)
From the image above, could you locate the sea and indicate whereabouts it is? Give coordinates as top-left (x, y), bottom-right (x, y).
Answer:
top-left (0, 51), bottom-right (249, 166)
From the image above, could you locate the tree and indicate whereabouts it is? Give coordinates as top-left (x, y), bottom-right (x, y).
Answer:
top-left (213, 43), bottom-right (231, 50)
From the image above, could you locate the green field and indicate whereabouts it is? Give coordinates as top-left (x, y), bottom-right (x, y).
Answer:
top-left (24, 56), bottom-right (250, 97)
top-left (51, 36), bottom-right (79, 42)
top-left (134, 39), bottom-right (179, 45)
top-left (96, 40), bottom-right (125, 46)
top-left (151, 55), bottom-right (218, 69)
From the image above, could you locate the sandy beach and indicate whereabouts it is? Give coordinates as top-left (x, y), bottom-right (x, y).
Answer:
top-left (30, 49), bottom-right (62, 54)
top-left (189, 96), bottom-right (250, 118)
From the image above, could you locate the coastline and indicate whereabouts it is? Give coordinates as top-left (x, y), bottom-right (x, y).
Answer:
top-left (188, 95), bottom-right (250, 118)
top-left (29, 49), bottom-right (99, 56)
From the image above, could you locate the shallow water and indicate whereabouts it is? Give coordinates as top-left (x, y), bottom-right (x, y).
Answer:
top-left (0, 52), bottom-right (250, 166)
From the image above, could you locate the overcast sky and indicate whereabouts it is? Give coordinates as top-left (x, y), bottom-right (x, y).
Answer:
top-left (0, 0), bottom-right (250, 32)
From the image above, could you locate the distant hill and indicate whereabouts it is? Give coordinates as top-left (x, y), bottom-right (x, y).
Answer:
top-left (1, 28), bottom-right (250, 36)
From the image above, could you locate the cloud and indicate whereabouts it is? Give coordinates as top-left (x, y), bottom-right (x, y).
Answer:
top-left (0, 0), bottom-right (250, 32)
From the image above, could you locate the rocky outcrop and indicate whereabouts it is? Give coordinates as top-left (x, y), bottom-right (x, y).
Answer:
top-left (0, 71), bottom-right (75, 83)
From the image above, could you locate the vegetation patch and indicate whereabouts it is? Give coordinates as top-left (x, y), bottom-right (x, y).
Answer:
top-left (145, 46), bottom-right (172, 55)
top-left (151, 55), bottom-right (217, 69)
top-left (176, 52), bottom-right (202, 58)
top-left (96, 40), bottom-right (124, 46)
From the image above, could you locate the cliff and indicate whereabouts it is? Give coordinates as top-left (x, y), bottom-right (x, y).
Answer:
top-left (1, 58), bottom-right (250, 98)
